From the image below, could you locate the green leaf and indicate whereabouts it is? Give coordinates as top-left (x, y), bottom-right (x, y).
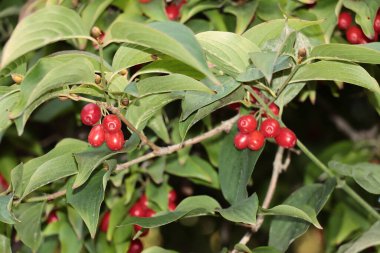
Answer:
top-left (224, 1), bottom-right (259, 34)
top-left (261, 204), bottom-right (322, 229)
top-left (105, 21), bottom-right (216, 83)
top-left (146, 181), bottom-right (171, 211)
top-left (180, 1), bottom-right (222, 23)
top-left (249, 52), bottom-right (278, 83)
top-left (140, 0), bottom-right (167, 21)
top-left (0, 5), bottom-right (89, 68)
top-left (0, 91), bottom-right (19, 141)
top-left (218, 193), bottom-right (258, 225)
top-left (81, 0), bottom-right (113, 31)
top-left (67, 168), bottom-right (111, 238)
top-left (14, 202), bottom-right (45, 251)
top-left (268, 178), bottom-right (336, 252)
top-left (0, 234), bottom-right (11, 253)
top-left (219, 126), bottom-right (264, 205)
top-left (112, 44), bottom-right (153, 72)
top-left (143, 246), bottom-right (178, 253)
top-left (234, 244), bottom-right (252, 253)
top-left (196, 31), bottom-right (260, 77)
top-left (106, 199), bottom-right (130, 241)
top-left (120, 195), bottom-right (221, 228)
top-left (179, 86), bottom-right (245, 139)
top-left (252, 246), bottom-right (282, 253)
top-left (328, 161), bottom-right (380, 194)
top-left (337, 221), bottom-right (380, 253)
top-left (291, 61), bottom-right (380, 95)
top-left (147, 112), bottom-right (170, 143)
top-left (59, 221), bottom-right (83, 253)
top-left (136, 74), bottom-right (212, 97)
top-left (310, 44), bottom-right (380, 64)
top-left (146, 157), bottom-right (166, 184)
top-left (181, 76), bottom-right (240, 121)
top-left (243, 19), bottom-right (323, 47)
top-left (10, 57), bottom-right (95, 125)
top-left (0, 195), bottom-right (16, 224)
top-left (126, 93), bottom-right (183, 130)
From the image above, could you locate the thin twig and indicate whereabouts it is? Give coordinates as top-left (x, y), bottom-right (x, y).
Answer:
top-left (23, 190), bottom-right (67, 203)
top-left (231, 147), bottom-right (291, 253)
top-left (116, 115), bottom-right (239, 171)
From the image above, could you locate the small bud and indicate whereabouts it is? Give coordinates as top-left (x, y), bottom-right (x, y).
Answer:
top-left (95, 74), bottom-right (102, 85)
top-left (121, 98), bottom-right (129, 106)
top-left (119, 69), bottom-right (128, 76)
top-left (91, 26), bottom-right (102, 38)
top-left (151, 54), bottom-right (159, 61)
top-left (298, 48), bottom-right (307, 58)
top-left (11, 73), bottom-right (24, 84)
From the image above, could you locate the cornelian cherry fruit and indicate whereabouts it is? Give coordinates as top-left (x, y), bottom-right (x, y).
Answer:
top-left (128, 239), bottom-right (143, 253)
top-left (47, 211), bottom-right (58, 223)
top-left (105, 130), bottom-right (125, 151)
top-left (337, 12), bottom-right (352, 30)
top-left (168, 190), bottom-right (177, 203)
top-left (168, 202), bottom-right (177, 211)
top-left (88, 124), bottom-right (105, 147)
top-left (374, 12), bottom-right (380, 33)
top-left (346, 26), bottom-right (367, 44)
top-left (234, 132), bottom-right (249, 150)
top-left (103, 114), bottom-right (122, 133)
top-left (247, 131), bottom-right (265, 151)
top-left (100, 211), bottom-right (110, 233)
top-left (237, 115), bottom-right (257, 134)
top-left (166, 5), bottom-right (180, 20)
top-left (275, 127), bottom-right (297, 148)
top-left (139, 0), bottom-right (151, 3)
top-left (260, 118), bottom-right (281, 138)
top-left (81, 103), bottom-right (101, 126)
top-left (0, 174), bottom-right (9, 190)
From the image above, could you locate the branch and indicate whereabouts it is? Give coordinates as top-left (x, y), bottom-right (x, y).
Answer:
top-left (22, 189), bottom-right (67, 203)
top-left (116, 115), bottom-right (239, 171)
top-left (231, 147), bottom-right (291, 253)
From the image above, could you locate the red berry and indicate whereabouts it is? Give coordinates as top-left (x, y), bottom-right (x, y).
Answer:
top-left (168, 190), bottom-right (177, 203)
top-left (138, 194), bottom-right (148, 208)
top-left (337, 12), bottom-right (352, 30)
top-left (102, 114), bottom-right (122, 133)
top-left (47, 211), bottom-right (58, 223)
top-left (237, 115), bottom-right (257, 134)
top-left (0, 174), bottom-right (9, 190)
top-left (346, 26), bottom-right (368, 44)
top-left (260, 118), bottom-right (281, 138)
top-left (166, 5), bottom-right (180, 20)
top-left (234, 132), bottom-right (249, 150)
top-left (100, 211), bottom-right (110, 233)
top-left (105, 130), bottom-right (125, 151)
top-left (374, 13), bottom-right (380, 33)
top-left (275, 127), bottom-right (297, 148)
top-left (145, 208), bottom-right (156, 217)
top-left (268, 103), bottom-right (279, 116)
top-left (88, 124), bottom-right (105, 147)
top-left (128, 239), bottom-right (143, 253)
top-left (227, 103), bottom-right (241, 111)
top-left (168, 202), bottom-right (177, 211)
top-left (139, 0), bottom-right (151, 3)
top-left (133, 224), bottom-right (149, 237)
top-left (247, 131), bottom-right (265, 151)
top-left (129, 203), bottom-right (146, 217)
top-left (81, 103), bottom-right (101, 126)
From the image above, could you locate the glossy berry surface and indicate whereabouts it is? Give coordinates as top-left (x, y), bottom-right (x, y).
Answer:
top-left (275, 127), bottom-right (297, 148)
top-left (129, 203), bottom-right (146, 217)
top-left (145, 208), bottom-right (156, 218)
top-left (237, 115), bottom-right (257, 134)
top-left (81, 103), bottom-right (101, 126)
top-left (88, 125), bottom-right (105, 147)
top-left (128, 239), bottom-right (143, 253)
top-left (374, 13), bottom-right (380, 33)
top-left (247, 131), bottom-right (265, 151)
top-left (168, 202), bottom-right (177, 211)
top-left (47, 211), bottom-right (58, 223)
top-left (268, 103), bottom-right (279, 116)
top-left (260, 118), bottom-right (281, 138)
top-left (168, 190), bottom-right (177, 203)
top-left (165, 5), bottom-right (180, 20)
top-left (346, 26), bottom-right (367, 44)
top-left (100, 211), bottom-right (110, 233)
top-left (133, 224), bottom-right (149, 236)
top-left (0, 174), bottom-right (9, 190)
top-left (105, 130), bottom-right (125, 151)
top-left (138, 194), bottom-right (148, 207)
top-left (234, 132), bottom-right (249, 150)
top-left (337, 12), bottom-right (352, 30)
top-left (102, 114), bottom-right (122, 133)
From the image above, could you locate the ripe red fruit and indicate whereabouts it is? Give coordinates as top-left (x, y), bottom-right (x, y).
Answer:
top-left (337, 12), bottom-right (352, 30)
top-left (275, 127), bottom-right (297, 148)
top-left (138, 194), bottom-right (148, 207)
top-left (145, 208), bottom-right (156, 218)
top-left (166, 5), bottom-right (180, 20)
top-left (102, 114), bottom-right (122, 133)
top-left (260, 118), bottom-right (281, 138)
top-left (81, 103), bottom-right (101, 126)
top-left (47, 211), bottom-right (58, 223)
top-left (0, 174), bottom-right (9, 190)
top-left (168, 202), bottom-right (177, 211)
top-left (105, 130), bottom-right (125, 151)
top-left (168, 190), bottom-right (177, 203)
top-left (129, 203), bottom-right (146, 217)
top-left (234, 132), bottom-right (249, 150)
top-left (133, 224), bottom-right (149, 237)
top-left (237, 115), bottom-right (257, 134)
top-left (88, 124), bottom-right (105, 147)
top-left (346, 26), bottom-right (367, 44)
top-left (268, 103), bottom-right (279, 116)
top-left (100, 211), bottom-right (110, 233)
top-left (128, 239), bottom-right (143, 253)
top-left (139, 0), bottom-right (151, 3)
top-left (374, 14), bottom-right (380, 33)
top-left (227, 103), bottom-right (241, 111)
top-left (247, 131), bottom-right (265, 151)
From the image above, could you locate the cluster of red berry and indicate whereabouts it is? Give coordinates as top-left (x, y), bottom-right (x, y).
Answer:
top-left (139, 0), bottom-right (187, 21)
top-left (81, 103), bottom-right (125, 151)
top-left (338, 9), bottom-right (380, 44)
top-left (234, 115), bottom-right (297, 151)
